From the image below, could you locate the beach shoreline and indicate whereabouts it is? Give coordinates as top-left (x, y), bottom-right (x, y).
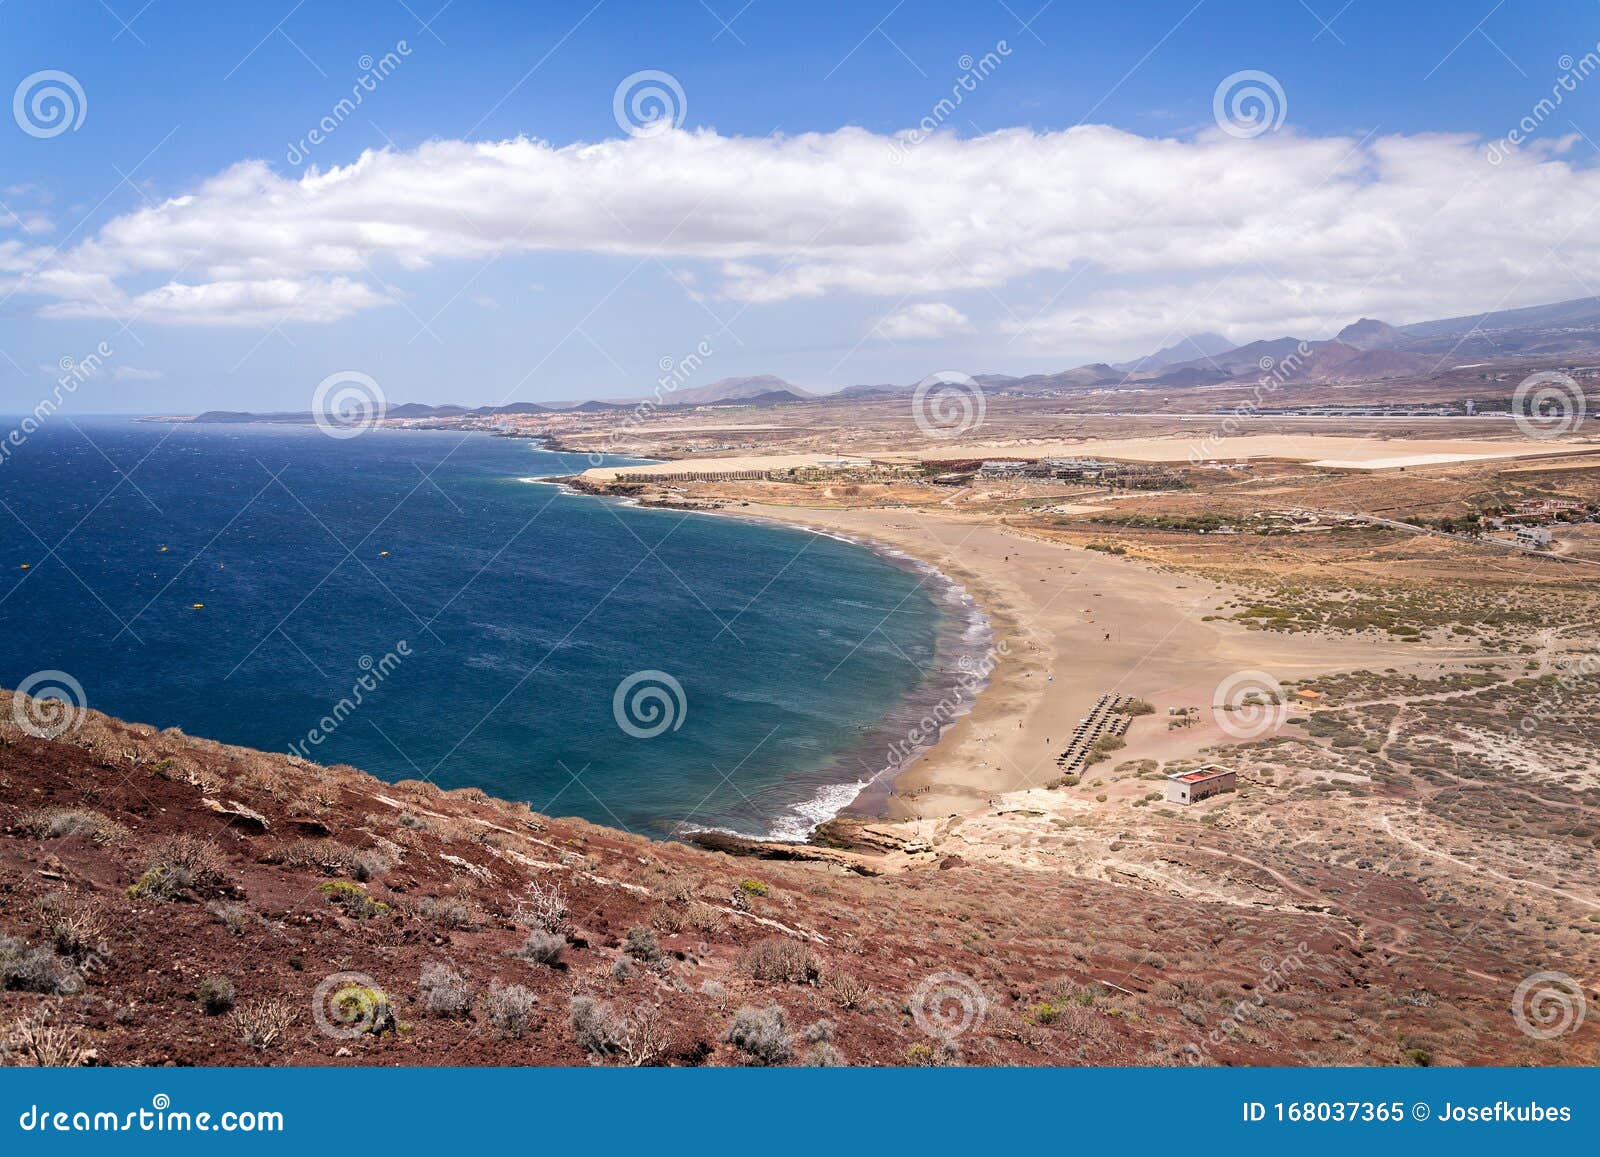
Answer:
top-left (545, 472), bottom-right (1001, 837)
top-left (709, 499), bottom-right (1470, 829)
top-left (551, 468), bottom-right (1493, 841)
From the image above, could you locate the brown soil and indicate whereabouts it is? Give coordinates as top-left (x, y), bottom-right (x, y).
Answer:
top-left (2, 692), bottom-right (1593, 1067)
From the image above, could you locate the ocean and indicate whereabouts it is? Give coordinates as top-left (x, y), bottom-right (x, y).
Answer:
top-left (0, 419), bottom-right (986, 839)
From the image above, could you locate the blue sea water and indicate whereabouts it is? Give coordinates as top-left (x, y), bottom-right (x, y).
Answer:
top-left (0, 419), bottom-right (981, 839)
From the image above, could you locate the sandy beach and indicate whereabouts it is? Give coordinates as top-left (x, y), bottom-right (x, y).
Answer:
top-left (732, 501), bottom-right (1482, 824)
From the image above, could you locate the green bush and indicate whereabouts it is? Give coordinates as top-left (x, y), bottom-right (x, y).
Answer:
top-left (319, 880), bottom-right (391, 920)
top-left (198, 975), bottom-right (235, 1015)
top-left (623, 925), bottom-right (662, 963)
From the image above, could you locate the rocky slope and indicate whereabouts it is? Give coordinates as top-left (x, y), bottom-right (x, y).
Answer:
top-left (0, 692), bottom-right (1587, 1067)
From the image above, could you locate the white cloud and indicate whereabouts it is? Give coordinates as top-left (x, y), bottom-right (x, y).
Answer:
top-left (7, 125), bottom-right (1600, 343)
top-left (1, 207), bottom-right (52, 235)
top-left (35, 276), bottom-right (387, 327)
top-left (875, 302), bottom-right (973, 340)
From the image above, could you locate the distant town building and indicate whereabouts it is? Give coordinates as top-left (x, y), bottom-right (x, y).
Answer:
top-left (1516, 499), bottom-right (1584, 519)
top-left (625, 468), bottom-right (770, 483)
top-left (1515, 526), bottom-right (1553, 550)
top-left (1164, 764), bottom-right (1238, 805)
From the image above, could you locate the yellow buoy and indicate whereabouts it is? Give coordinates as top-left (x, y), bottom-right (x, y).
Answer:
top-left (191, 602), bottom-right (204, 610)
top-left (19, 563), bottom-right (30, 570)
top-left (379, 550), bottom-right (389, 557)
top-left (159, 545), bottom-right (170, 552)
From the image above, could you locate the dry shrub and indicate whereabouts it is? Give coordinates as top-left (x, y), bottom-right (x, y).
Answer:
top-left (686, 901), bottom-right (725, 935)
top-left (622, 926), bottom-right (661, 963)
top-left (186, 765), bottom-right (225, 795)
top-left (664, 874), bottom-right (698, 903)
top-left (231, 999), bottom-right (296, 1051)
top-left (46, 896), bottom-right (105, 961)
top-left (198, 975), bottom-right (235, 1014)
top-left (739, 937), bottom-right (820, 985)
top-left (2, 1006), bottom-right (93, 1066)
top-left (0, 936), bottom-right (80, 995)
top-left (276, 840), bottom-right (393, 881)
top-left (419, 896), bottom-right (480, 930)
top-left (482, 981), bottom-right (538, 1039)
top-left (567, 995), bottom-right (670, 1066)
top-left (516, 879), bottom-right (569, 935)
top-left (207, 900), bottom-right (255, 935)
top-left (1053, 1002), bottom-right (1120, 1052)
top-left (395, 810), bottom-right (440, 837)
top-left (826, 971), bottom-right (870, 1009)
top-left (419, 962), bottom-right (474, 1017)
top-left (516, 930), bottom-right (564, 966)
top-left (802, 1018), bottom-right (845, 1066)
top-left (128, 835), bottom-right (225, 899)
top-left (20, 807), bottom-right (128, 844)
top-left (723, 1005), bottom-right (792, 1066)
top-left (319, 881), bottom-right (390, 920)
top-left (649, 903), bottom-right (683, 934)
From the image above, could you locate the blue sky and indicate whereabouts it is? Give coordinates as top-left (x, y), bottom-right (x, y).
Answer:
top-left (3, 0), bottom-right (1600, 411)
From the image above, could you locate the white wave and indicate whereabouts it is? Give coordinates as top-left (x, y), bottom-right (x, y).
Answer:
top-left (765, 780), bottom-right (869, 842)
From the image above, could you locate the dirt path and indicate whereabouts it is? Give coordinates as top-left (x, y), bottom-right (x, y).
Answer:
top-left (1378, 812), bottom-right (1600, 910)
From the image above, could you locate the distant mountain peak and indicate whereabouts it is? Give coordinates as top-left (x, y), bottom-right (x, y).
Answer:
top-left (664, 374), bottom-right (812, 407)
top-left (1336, 318), bottom-right (1402, 350)
top-left (1114, 332), bottom-right (1235, 373)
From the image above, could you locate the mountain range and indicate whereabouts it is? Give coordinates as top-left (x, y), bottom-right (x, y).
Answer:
top-left (186, 293), bottom-right (1600, 424)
